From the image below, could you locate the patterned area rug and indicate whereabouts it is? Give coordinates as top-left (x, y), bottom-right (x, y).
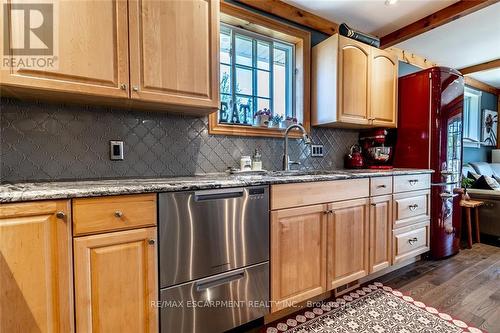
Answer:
top-left (266, 282), bottom-right (483, 333)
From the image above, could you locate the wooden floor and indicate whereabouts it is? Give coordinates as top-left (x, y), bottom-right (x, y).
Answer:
top-left (379, 243), bottom-right (500, 333)
top-left (235, 243), bottom-right (500, 333)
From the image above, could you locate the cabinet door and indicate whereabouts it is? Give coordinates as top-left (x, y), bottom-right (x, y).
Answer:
top-left (0, 0), bottom-right (129, 98)
top-left (327, 198), bottom-right (369, 290)
top-left (369, 195), bottom-right (392, 273)
top-left (337, 36), bottom-right (371, 125)
top-left (74, 227), bottom-right (158, 332)
top-left (271, 205), bottom-right (327, 313)
top-left (370, 48), bottom-right (398, 127)
top-left (128, 0), bottom-right (219, 109)
top-left (0, 200), bottom-right (74, 333)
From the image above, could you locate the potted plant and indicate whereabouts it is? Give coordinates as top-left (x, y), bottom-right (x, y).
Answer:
top-left (281, 116), bottom-right (298, 128)
top-left (269, 115), bottom-right (283, 128)
top-left (254, 108), bottom-right (272, 127)
top-left (461, 177), bottom-right (474, 200)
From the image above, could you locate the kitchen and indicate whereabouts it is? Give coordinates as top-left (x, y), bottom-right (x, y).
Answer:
top-left (1, 1), bottom-right (500, 333)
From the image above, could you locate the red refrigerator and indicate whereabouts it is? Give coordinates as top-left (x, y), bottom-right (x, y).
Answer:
top-left (394, 67), bottom-right (464, 259)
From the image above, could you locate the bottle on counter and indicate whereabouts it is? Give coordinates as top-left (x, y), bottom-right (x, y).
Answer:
top-left (252, 149), bottom-right (262, 171)
top-left (240, 155), bottom-right (252, 171)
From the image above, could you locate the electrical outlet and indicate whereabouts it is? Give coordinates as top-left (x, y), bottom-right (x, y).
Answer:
top-left (110, 140), bottom-right (124, 160)
top-left (311, 144), bottom-right (324, 157)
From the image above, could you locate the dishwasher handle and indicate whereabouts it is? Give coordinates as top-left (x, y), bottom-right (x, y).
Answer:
top-left (195, 269), bottom-right (246, 291)
top-left (194, 188), bottom-right (244, 201)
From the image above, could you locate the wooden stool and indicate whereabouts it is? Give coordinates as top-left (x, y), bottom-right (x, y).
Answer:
top-left (460, 199), bottom-right (484, 249)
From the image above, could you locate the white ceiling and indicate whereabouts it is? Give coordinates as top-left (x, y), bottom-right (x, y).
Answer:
top-left (395, 2), bottom-right (500, 88)
top-left (283, 0), bottom-right (458, 37)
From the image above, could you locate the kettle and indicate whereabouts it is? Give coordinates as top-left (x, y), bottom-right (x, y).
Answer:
top-left (345, 144), bottom-right (365, 169)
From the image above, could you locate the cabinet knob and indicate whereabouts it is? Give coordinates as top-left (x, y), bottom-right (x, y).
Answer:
top-left (120, 83), bottom-right (127, 90)
top-left (408, 237), bottom-right (418, 245)
top-left (55, 211), bottom-right (66, 219)
top-left (409, 179), bottom-right (419, 186)
top-left (114, 210), bottom-right (123, 218)
top-left (132, 86), bottom-right (139, 92)
top-left (408, 204), bottom-right (418, 211)
top-left (148, 239), bottom-right (156, 245)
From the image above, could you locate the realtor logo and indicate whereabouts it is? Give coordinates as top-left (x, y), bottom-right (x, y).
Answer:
top-left (2, 2), bottom-right (58, 69)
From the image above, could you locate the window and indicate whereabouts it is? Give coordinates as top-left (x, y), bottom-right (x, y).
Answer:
top-left (463, 87), bottom-right (482, 147)
top-left (209, 1), bottom-right (310, 138)
top-left (219, 24), bottom-right (295, 126)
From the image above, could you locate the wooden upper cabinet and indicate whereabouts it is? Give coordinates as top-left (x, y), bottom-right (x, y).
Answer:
top-left (271, 205), bottom-right (327, 313)
top-left (370, 48), bottom-right (398, 127)
top-left (0, 200), bottom-right (74, 333)
top-left (338, 36), bottom-right (371, 125)
top-left (128, 0), bottom-right (220, 110)
top-left (74, 227), bottom-right (158, 332)
top-left (369, 195), bottom-right (392, 273)
top-left (0, 0), bottom-right (129, 98)
top-left (327, 198), bottom-right (369, 290)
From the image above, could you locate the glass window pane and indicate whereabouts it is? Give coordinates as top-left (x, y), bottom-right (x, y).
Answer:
top-left (257, 70), bottom-right (270, 98)
top-left (236, 67), bottom-right (253, 95)
top-left (257, 98), bottom-right (270, 113)
top-left (273, 48), bottom-right (287, 118)
top-left (220, 29), bottom-right (231, 64)
top-left (235, 35), bottom-right (253, 67)
top-left (220, 64), bottom-right (231, 94)
top-left (234, 95), bottom-right (253, 125)
top-left (219, 94), bottom-right (232, 123)
top-left (257, 41), bottom-right (270, 70)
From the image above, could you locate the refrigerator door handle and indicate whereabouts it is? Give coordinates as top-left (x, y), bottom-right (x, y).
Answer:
top-left (440, 192), bottom-right (458, 199)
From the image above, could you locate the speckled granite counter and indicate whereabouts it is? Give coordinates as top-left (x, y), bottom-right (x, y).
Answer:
top-left (0, 169), bottom-right (433, 203)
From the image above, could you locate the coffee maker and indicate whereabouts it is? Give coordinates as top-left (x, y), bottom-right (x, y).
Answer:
top-left (359, 129), bottom-right (393, 169)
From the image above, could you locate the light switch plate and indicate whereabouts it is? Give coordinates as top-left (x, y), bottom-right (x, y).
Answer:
top-left (311, 144), bottom-right (324, 157)
top-left (110, 140), bottom-right (124, 160)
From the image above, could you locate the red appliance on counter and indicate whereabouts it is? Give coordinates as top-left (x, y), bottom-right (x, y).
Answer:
top-left (345, 144), bottom-right (365, 169)
top-left (360, 129), bottom-right (394, 169)
top-left (394, 67), bottom-right (464, 259)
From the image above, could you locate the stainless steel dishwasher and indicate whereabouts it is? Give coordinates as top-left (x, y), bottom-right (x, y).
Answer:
top-left (158, 186), bottom-right (269, 333)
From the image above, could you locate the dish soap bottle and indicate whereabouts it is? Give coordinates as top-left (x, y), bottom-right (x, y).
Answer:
top-left (252, 149), bottom-right (262, 171)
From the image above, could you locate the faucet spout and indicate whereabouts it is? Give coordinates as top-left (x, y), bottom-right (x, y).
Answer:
top-left (283, 124), bottom-right (312, 171)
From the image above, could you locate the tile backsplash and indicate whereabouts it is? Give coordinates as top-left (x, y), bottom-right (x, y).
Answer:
top-left (0, 97), bottom-right (359, 183)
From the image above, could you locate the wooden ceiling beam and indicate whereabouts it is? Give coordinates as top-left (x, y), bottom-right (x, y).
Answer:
top-left (233, 0), bottom-right (338, 35)
top-left (464, 76), bottom-right (500, 95)
top-left (380, 0), bottom-right (499, 49)
top-left (458, 58), bottom-right (500, 75)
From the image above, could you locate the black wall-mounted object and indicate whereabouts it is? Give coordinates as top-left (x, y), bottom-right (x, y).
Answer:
top-left (339, 23), bottom-right (380, 48)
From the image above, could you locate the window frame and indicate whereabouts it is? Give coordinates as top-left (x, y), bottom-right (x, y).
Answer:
top-left (209, 1), bottom-right (311, 138)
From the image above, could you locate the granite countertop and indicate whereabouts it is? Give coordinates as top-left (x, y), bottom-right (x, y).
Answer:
top-left (0, 168), bottom-right (433, 203)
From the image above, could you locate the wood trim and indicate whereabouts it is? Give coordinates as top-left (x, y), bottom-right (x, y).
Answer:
top-left (233, 0), bottom-right (338, 35)
top-left (464, 76), bottom-right (500, 95)
top-left (209, 1), bottom-right (311, 138)
top-left (459, 58), bottom-right (500, 75)
top-left (380, 0), bottom-right (499, 48)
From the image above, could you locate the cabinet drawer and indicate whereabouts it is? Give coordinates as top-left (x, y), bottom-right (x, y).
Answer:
top-left (73, 194), bottom-right (157, 236)
top-left (393, 190), bottom-right (430, 228)
top-left (393, 174), bottom-right (430, 193)
top-left (370, 177), bottom-right (393, 196)
top-left (393, 221), bottom-right (429, 264)
top-left (271, 179), bottom-right (369, 210)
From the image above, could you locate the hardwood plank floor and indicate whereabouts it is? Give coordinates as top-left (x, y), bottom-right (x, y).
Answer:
top-left (379, 243), bottom-right (500, 333)
top-left (233, 243), bottom-right (500, 333)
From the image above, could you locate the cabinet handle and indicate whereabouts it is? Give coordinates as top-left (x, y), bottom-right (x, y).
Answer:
top-left (148, 239), bottom-right (155, 245)
top-left (323, 210), bottom-right (332, 214)
top-left (377, 185), bottom-right (386, 188)
top-left (408, 237), bottom-right (418, 245)
top-left (120, 83), bottom-right (127, 90)
top-left (408, 204), bottom-right (418, 211)
top-left (132, 86), bottom-right (139, 92)
top-left (114, 210), bottom-right (123, 218)
top-left (55, 211), bottom-right (66, 219)
top-left (409, 179), bottom-right (419, 186)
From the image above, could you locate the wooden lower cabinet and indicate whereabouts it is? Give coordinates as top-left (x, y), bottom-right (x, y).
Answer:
top-left (271, 205), bottom-right (327, 313)
top-left (74, 227), bottom-right (158, 332)
top-left (327, 198), bottom-right (370, 290)
top-left (369, 195), bottom-right (392, 273)
top-left (0, 200), bottom-right (74, 333)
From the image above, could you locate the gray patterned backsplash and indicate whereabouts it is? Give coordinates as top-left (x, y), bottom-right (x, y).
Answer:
top-left (0, 97), bottom-right (359, 183)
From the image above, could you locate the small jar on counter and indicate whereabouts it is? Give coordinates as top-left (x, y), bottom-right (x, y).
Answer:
top-left (240, 156), bottom-right (252, 171)
top-left (252, 149), bottom-right (262, 171)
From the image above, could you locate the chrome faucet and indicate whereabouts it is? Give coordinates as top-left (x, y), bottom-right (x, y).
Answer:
top-left (282, 124), bottom-right (312, 171)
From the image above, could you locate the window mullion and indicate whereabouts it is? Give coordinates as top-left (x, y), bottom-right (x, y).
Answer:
top-left (270, 42), bottom-right (274, 119)
top-left (230, 29), bottom-right (237, 124)
top-left (252, 38), bottom-right (257, 119)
